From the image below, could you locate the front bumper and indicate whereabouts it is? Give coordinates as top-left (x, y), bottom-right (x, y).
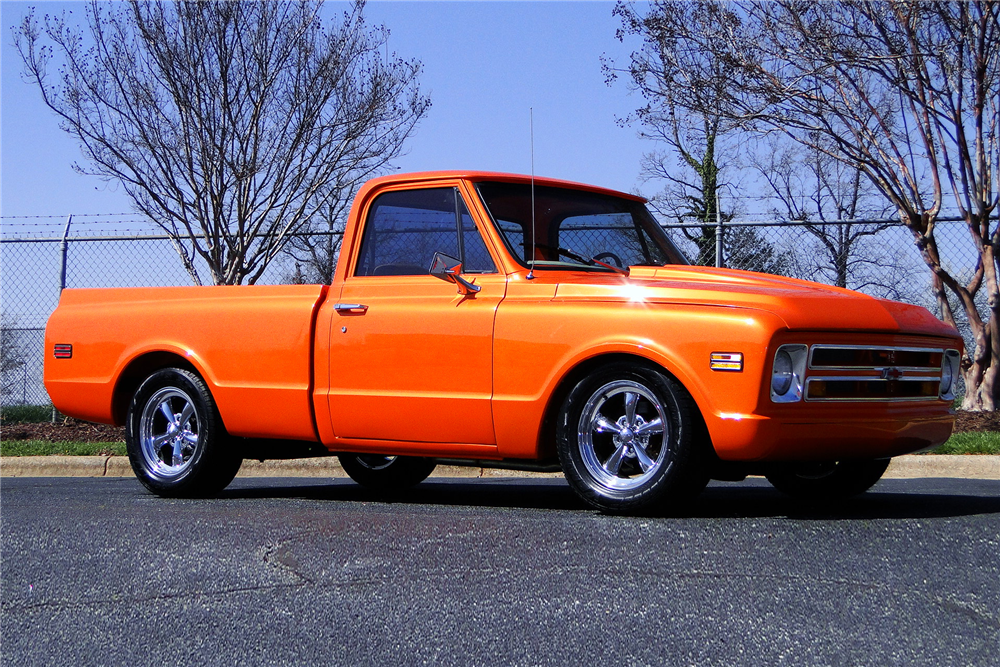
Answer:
top-left (708, 404), bottom-right (955, 461)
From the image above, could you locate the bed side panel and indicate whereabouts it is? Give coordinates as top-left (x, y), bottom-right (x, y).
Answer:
top-left (44, 285), bottom-right (326, 441)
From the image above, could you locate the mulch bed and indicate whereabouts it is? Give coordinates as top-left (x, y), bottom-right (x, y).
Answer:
top-left (1, 418), bottom-right (125, 443)
top-left (2, 411), bottom-right (999, 444)
top-left (953, 410), bottom-right (1000, 433)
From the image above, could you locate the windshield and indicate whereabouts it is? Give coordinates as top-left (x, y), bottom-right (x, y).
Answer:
top-left (475, 181), bottom-right (688, 271)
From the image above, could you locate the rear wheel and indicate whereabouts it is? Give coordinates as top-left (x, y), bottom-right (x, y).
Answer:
top-left (126, 368), bottom-right (242, 497)
top-left (765, 459), bottom-right (890, 500)
top-left (339, 454), bottom-right (436, 491)
top-left (556, 362), bottom-right (709, 513)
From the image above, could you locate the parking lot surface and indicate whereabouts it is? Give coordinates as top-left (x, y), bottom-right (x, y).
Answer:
top-left (2, 476), bottom-right (998, 666)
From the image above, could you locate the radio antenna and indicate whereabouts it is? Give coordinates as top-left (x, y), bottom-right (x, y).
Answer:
top-left (527, 107), bottom-right (536, 280)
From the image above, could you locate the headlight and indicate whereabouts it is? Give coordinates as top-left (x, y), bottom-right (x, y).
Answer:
top-left (940, 357), bottom-right (953, 394)
top-left (772, 350), bottom-right (793, 395)
top-left (940, 349), bottom-right (960, 400)
top-left (770, 344), bottom-right (808, 403)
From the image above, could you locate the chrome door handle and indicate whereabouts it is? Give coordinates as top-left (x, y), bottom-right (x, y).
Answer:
top-left (334, 303), bottom-right (368, 313)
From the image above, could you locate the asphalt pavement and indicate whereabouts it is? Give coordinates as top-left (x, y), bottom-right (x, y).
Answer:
top-left (1, 476), bottom-right (998, 666)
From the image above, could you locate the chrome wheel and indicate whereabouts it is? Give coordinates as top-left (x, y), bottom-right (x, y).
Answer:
top-left (355, 455), bottom-right (397, 471)
top-left (558, 363), bottom-right (705, 512)
top-left (786, 462), bottom-right (839, 481)
top-left (766, 459), bottom-right (891, 500)
top-left (338, 453), bottom-right (437, 491)
top-left (139, 386), bottom-right (201, 481)
top-left (577, 379), bottom-right (670, 491)
top-left (127, 368), bottom-right (241, 497)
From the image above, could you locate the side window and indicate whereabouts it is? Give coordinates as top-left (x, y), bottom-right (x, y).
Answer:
top-left (459, 198), bottom-right (496, 273)
top-left (355, 188), bottom-right (496, 277)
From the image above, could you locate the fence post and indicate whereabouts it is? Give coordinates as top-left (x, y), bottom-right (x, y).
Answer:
top-left (714, 194), bottom-right (723, 268)
top-left (59, 214), bottom-right (73, 291)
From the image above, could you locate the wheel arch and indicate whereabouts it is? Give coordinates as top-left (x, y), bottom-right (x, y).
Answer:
top-left (111, 351), bottom-right (203, 426)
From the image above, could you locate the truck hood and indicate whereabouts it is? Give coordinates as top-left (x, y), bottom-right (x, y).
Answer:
top-left (552, 265), bottom-right (957, 337)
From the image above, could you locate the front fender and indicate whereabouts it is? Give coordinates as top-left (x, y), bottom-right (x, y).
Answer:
top-left (491, 299), bottom-right (785, 459)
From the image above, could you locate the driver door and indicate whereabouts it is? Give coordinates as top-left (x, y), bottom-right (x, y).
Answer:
top-left (327, 186), bottom-right (504, 446)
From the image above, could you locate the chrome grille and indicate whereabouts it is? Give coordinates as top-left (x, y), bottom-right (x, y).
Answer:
top-left (809, 345), bottom-right (944, 370)
top-left (805, 345), bottom-right (946, 402)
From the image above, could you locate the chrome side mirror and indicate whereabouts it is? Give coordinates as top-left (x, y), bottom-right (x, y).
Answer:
top-left (429, 252), bottom-right (481, 295)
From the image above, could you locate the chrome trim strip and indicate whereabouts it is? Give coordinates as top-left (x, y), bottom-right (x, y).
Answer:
top-left (804, 395), bottom-right (941, 403)
top-left (808, 344), bottom-right (946, 370)
top-left (808, 375), bottom-right (940, 383)
top-left (804, 376), bottom-right (941, 402)
top-left (810, 344), bottom-right (947, 352)
top-left (807, 367), bottom-right (943, 376)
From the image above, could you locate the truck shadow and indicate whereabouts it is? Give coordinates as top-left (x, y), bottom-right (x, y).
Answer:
top-left (218, 477), bottom-right (1000, 521)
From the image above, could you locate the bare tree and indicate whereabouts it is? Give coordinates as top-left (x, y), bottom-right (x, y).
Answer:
top-left (640, 117), bottom-right (792, 276)
top-left (751, 137), bottom-right (917, 300)
top-left (613, 0), bottom-right (1000, 410)
top-left (281, 178), bottom-right (353, 285)
top-left (14, 0), bottom-right (429, 285)
top-left (609, 1), bottom-right (789, 275)
top-left (638, 111), bottom-right (730, 266)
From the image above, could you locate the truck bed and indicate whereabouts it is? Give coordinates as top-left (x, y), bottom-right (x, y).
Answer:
top-left (44, 284), bottom-right (329, 442)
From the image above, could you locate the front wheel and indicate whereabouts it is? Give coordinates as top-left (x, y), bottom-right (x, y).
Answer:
top-left (765, 459), bottom-right (890, 501)
top-left (339, 454), bottom-right (437, 491)
top-left (556, 362), bottom-right (708, 513)
top-left (126, 368), bottom-right (242, 497)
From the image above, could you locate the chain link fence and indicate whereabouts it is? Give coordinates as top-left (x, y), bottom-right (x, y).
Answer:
top-left (1, 222), bottom-right (334, 407)
top-left (662, 217), bottom-right (976, 307)
top-left (0, 215), bottom-right (984, 407)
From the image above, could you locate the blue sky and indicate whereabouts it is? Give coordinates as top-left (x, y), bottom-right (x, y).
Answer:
top-left (1, 1), bottom-right (653, 222)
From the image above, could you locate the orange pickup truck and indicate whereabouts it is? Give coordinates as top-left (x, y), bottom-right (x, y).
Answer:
top-left (45, 171), bottom-right (962, 512)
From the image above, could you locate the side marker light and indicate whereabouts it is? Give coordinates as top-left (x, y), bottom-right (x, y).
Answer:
top-left (710, 352), bottom-right (743, 372)
top-left (53, 344), bottom-right (73, 359)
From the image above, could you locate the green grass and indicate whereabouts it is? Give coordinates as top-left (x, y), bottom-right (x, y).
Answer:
top-left (1, 440), bottom-right (995, 456)
top-left (0, 431), bottom-right (997, 457)
top-left (931, 431), bottom-right (1000, 455)
top-left (0, 440), bottom-right (126, 457)
top-left (1, 405), bottom-right (55, 423)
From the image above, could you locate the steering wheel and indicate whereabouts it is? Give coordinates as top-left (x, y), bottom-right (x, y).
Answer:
top-left (592, 252), bottom-right (623, 268)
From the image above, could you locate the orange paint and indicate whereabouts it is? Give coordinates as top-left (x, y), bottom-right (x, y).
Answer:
top-left (45, 171), bottom-right (962, 465)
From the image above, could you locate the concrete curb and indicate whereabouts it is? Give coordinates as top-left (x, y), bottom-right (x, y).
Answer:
top-left (885, 454), bottom-right (1000, 479)
top-left (1, 454), bottom-right (998, 480)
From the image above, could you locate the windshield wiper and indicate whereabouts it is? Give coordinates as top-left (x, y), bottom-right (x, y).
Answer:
top-left (531, 243), bottom-right (628, 274)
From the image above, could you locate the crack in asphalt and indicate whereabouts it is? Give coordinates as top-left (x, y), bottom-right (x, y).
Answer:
top-left (6, 562), bottom-right (997, 631)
